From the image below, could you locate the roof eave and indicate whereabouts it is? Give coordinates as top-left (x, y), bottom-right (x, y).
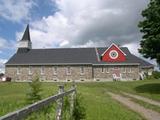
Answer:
top-left (93, 63), bottom-right (140, 66)
top-left (5, 63), bottom-right (93, 66)
top-left (141, 65), bottom-right (154, 69)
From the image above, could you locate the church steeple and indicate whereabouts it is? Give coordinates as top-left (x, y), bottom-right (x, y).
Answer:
top-left (21, 24), bottom-right (31, 41)
top-left (18, 24), bottom-right (32, 50)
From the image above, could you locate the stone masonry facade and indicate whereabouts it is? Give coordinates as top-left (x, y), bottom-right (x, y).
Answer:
top-left (93, 65), bottom-right (140, 81)
top-left (5, 65), bottom-right (140, 82)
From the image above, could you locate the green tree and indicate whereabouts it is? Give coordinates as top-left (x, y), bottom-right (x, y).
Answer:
top-left (26, 76), bottom-right (42, 104)
top-left (62, 93), bottom-right (86, 120)
top-left (138, 0), bottom-right (160, 66)
top-left (72, 93), bottom-right (86, 120)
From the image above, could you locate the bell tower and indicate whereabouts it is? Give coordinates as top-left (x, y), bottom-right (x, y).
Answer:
top-left (18, 24), bottom-right (32, 50)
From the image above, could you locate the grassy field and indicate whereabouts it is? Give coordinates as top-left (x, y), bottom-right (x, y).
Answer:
top-left (0, 83), bottom-right (58, 116)
top-left (0, 79), bottom-right (160, 119)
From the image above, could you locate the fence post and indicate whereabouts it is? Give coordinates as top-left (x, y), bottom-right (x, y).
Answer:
top-left (70, 81), bottom-right (76, 118)
top-left (55, 85), bottom-right (64, 120)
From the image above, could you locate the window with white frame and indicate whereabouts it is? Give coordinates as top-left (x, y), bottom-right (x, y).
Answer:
top-left (123, 67), bottom-right (126, 73)
top-left (66, 67), bottom-right (71, 75)
top-left (106, 67), bottom-right (109, 73)
top-left (28, 66), bottom-right (32, 75)
top-left (17, 66), bottom-right (20, 75)
top-left (128, 67), bottom-right (132, 73)
top-left (101, 67), bottom-right (104, 73)
top-left (41, 66), bottom-right (45, 75)
top-left (80, 67), bottom-right (84, 74)
top-left (53, 66), bottom-right (57, 75)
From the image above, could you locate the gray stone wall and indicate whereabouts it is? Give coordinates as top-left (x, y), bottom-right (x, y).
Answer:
top-left (51, 65), bottom-right (93, 82)
top-left (93, 65), bottom-right (140, 81)
top-left (5, 65), bottom-right (140, 82)
top-left (141, 68), bottom-right (154, 76)
top-left (5, 65), bottom-right (93, 82)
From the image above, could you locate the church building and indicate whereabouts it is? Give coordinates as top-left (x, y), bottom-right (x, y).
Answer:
top-left (5, 25), bottom-right (154, 82)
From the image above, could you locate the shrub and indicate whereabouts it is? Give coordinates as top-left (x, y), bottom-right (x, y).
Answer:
top-left (62, 93), bottom-right (86, 120)
top-left (152, 71), bottom-right (160, 79)
top-left (26, 76), bottom-right (42, 104)
top-left (62, 96), bottom-right (70, 120)
top-left (72, 93), bottom-right (86, 120)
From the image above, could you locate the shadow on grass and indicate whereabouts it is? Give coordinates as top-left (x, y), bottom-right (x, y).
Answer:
top-left (135, 83), bottom-right (160, 94)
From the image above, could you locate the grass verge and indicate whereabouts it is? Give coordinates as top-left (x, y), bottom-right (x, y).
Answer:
top-left (1, 79), bottom-right (160, 119)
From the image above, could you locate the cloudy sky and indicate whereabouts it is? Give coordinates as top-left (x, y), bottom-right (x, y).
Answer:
top-left (0, 0), bottom-right (156, 72)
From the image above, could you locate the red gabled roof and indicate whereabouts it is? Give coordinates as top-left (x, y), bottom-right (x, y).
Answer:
top-left (101, 43), bottom-right (126, 62)
top-left (101, 43), bottom-right (126, 56)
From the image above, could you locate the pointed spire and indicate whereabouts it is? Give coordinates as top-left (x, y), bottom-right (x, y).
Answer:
top-left (21, 24), bottom-right (31, 41)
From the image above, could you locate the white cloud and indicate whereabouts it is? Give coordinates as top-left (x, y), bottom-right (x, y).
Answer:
top-left (21, 0), bottom-right (149, 49)
top-left (13, 0), bottom-right (151, 62)
top-left (0, 37), bottom-right (16, 73)
top-left (0, 0), bottom-right (35, 22)
top-left (60, 40), bottom-right (69, 47)
top-left (14, 0), bottom-right (158, 68)
top-left (0, 37), bottom-right (16, 50)
top-left (123, 42), bottom-right (159, 69)
top-left (123, 42), bottom-right (140, 56)
top-left (0, 37), bottom-right (8, 49)
top-left (0, 59), bottom-right (7, 73)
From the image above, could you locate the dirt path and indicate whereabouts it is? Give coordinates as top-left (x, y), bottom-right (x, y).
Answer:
top-left (122, 92), bottom-right (160, 107)
top-left (108, 92), bottom-right (160, 120)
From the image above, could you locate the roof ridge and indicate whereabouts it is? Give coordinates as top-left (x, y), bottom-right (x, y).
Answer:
top-left (29, 47), bottom-right (128, 50)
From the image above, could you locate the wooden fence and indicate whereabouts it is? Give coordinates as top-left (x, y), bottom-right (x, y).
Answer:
top-left (0, 84), bottom-right (76, 120)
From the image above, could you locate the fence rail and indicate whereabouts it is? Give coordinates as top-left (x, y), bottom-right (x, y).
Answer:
top-left (0, 85), bottom-right (76, 120)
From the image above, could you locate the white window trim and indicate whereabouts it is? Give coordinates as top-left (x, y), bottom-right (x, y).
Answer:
top-left (128, 68), bottom-right (132, 73)
top-left (106, 67), bottom-right (109, 73)
top-left (53, 66), bottom-right (57, 75)
top-left (66, 67), bottom-right (71, 75)
top-left (28, 66), bottom-right (32, 75)
top-left (80, 67), bottom-right (85, 75)
top-left (101, 67), bottom-right (104, 73)
top-left (17, 66), bottom-right (20, 75)
top-left (109, 50), bottom-right (119, 59)
top-left (41, 66), bottom-right (45, 75)
top-left (123, 67), bottom-right (126, 73)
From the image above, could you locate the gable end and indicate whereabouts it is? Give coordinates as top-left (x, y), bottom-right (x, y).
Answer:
top-left (101, 43), bottom-right (126, 62)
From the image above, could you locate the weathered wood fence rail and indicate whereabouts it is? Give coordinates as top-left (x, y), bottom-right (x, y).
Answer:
top-left (0, 85), bottom-right (76, 120)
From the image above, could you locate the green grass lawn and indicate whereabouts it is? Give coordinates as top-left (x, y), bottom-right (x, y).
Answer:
top-left (0, 82), bottom-right (58, 116)
top-left (0, 79), bottom-right (160, 119)
top-left (77, 84), bottom-right (142, 120)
